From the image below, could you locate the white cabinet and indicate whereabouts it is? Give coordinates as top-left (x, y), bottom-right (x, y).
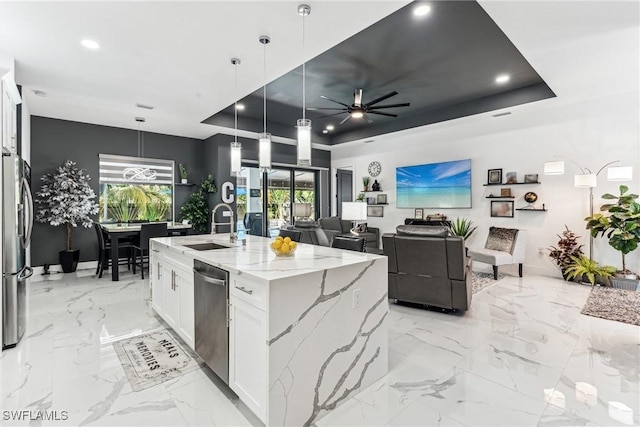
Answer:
top-left (1, 75), bottom-right (20, 154)
top-left (229, 277), bottom-right (267, 422)
top-left (150, 244), bottom-right (195, 350)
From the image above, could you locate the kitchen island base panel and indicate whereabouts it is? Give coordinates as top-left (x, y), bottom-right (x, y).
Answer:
top-left (267, 259), bottom-right (388, 426)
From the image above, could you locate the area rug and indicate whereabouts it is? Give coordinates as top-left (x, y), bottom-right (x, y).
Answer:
top-left (113, 330), bottom-right (202, 391)
top-left (580, 287), bottom-right (640, 326)
top-left (472, 271), bottom-right (505, 294)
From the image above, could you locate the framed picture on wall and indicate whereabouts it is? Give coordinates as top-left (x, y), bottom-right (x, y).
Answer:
top-left (506, 172), bottom-right (517, 184)
top-left (491, 200), bottom-right (514, 218)
top-left (414, 208), bottom-right (423, 219)
top-left (488, 169), bottom-right (502, 184)
top-left (524, 173), bottom-right (539, 183)
top-left (367, 206), bottom-right (384, 217)
top-left (376, 194), bottom-right (387, 204)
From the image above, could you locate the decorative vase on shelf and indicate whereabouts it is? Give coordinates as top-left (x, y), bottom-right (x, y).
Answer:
top-left (181, 179), bottom-right (188, 184)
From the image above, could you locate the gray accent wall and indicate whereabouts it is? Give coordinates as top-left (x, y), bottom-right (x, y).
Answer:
top-left (30, 116), bottom-right (206, 266)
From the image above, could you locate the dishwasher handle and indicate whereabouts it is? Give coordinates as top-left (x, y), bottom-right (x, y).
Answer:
top-left (193, 268), bottom-right (226, 287)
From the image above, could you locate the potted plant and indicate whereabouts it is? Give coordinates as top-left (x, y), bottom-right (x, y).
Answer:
top-left (548, 225), bottom-right (585, 280)
top-left (564, 255), bottom-right (616, 287)
top-left (180, 174), bottom-right (217, 233)
top-left (179, 164), bottom-right (188, 184)
top-left (448, 217), bottom-right (477, 240)
top-left (35, 160), bottom-right (99, 273)
top-left (585, 185), bottom-right (640, 288)
top-left (362, 176), bottom-right (370, 192)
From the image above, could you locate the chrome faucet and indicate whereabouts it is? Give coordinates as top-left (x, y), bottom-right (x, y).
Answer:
top-left (211, 203), bottom-right (236, 242)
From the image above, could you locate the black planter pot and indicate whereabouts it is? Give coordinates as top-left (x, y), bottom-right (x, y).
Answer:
top-left (59, 250), bottom-right (80, 273)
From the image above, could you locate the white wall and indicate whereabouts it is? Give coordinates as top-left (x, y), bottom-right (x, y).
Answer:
top-left (331, 90), bottom-right (640, 278)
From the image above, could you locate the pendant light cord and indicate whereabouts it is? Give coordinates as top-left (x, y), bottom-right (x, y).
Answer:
top-left (302, 13), bottom-right (306, 121)
top-left (234, 63), bottom-right (238, 142)
top-left (263, 41), bottom-right (267, 134)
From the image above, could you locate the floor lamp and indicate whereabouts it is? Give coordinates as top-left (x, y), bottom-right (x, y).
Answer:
top-left (544, 157), bottom-right (633, 260)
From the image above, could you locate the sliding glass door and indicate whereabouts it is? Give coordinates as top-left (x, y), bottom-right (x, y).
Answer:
top-left (236, 165), bottom-right (319, 237)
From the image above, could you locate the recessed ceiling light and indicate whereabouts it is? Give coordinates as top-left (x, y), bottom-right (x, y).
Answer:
top-left (326, 125), bottom-right (334, 131)
top-left (235, 103), bottom-right (245, 111)
top-left (32, 90), bottom-right (46, 97)
top-left (413, 4), bottom-right (432, 17)
top-left (322, 130), bottom-right (329, 134)
top-left (492, 111), bottom-right (512, 117)
top-left (363, 140), bottom-right (375, 144)
top-left (495, 74), bottom-right (510, 84)
top-left (81, 39), bottom-right (100, 50)
top-left (136, 103), bottom-right (155, 110)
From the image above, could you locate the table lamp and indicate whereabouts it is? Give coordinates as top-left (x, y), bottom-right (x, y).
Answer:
top-left (342, 202), bottom-right (367, 231)
top-left (293, 203), bottom-right (313, 226)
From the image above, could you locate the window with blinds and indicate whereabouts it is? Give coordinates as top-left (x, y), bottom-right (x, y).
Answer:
top-left (98, 154), bottom-right (174, 223)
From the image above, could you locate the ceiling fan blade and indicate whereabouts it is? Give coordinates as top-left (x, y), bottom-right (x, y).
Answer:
top-left (368, 102), bottom-right (410, 109)
top-left (319, 112), bottom-right (348, 118)
top-left (307, 107), bottom-right (347, 111)
top-left (320, 95), bottom-right (350, 108)
top-left (354, 88), bottom-right (363, 107)
top-left (338, 115), bottom-right (351, 125)
top-left (364, 114), bottom-right (374, 124)
top-left (367, 111), bottom-right (398, 117)
top-left (365, 91), bottom-right (398, 107)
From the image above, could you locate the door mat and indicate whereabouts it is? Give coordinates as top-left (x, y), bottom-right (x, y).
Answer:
top-left (113, 330), bottom-right (202, 391)
top-left (581, 287), bottom-right (640, 326)
top-left (472, 271), bottom-right (505, 294)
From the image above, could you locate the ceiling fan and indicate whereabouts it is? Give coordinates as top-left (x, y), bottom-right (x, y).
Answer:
top-left (308, 89), bottom-right (410, 125)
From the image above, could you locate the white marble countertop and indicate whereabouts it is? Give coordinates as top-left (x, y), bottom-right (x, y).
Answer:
top-left (152, 233), bottom-right (385, 283)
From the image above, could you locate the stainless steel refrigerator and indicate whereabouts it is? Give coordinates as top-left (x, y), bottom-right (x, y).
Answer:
top-left (2, 151), bottom-right (33, 349)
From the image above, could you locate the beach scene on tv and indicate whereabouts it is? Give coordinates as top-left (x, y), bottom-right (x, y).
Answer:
top-left (396, 159), bottom-right (472, 208)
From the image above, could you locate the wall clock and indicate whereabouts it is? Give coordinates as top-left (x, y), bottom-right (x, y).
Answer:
top-left (368, 161), bottom-right (381, 177)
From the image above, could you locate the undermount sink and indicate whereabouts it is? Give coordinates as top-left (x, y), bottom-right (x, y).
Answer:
top-left (183, 242), bottom-right (229, 251)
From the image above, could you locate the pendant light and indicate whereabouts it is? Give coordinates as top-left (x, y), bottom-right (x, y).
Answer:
top-left (259, 35), bottom-right (271, 173)
top-left (230, 58), bottom-right (242, 177)
top-left (296, 4), bottom-right (312, 166)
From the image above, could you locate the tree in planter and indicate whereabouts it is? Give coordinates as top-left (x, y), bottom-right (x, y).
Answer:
top-left (585, 185), bottom-right (640, 276)
top-left (35, 160), bottom-right (99, 272)
top-left (180, 174), bottom-right (217, 233)
top-left (548, 225), bottom-right (584, 280)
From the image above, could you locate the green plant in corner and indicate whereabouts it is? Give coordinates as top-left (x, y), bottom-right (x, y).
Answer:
top-left (448, 217), bottom-right (477, 240)
top-left (179, 164), bottom-right (188, 181)
top-left (180, 175), bottom-right (218, 233)
top-left (585, 185), bottom-right (640, 275)
top-left (564, 255), bottom-right (616, 287)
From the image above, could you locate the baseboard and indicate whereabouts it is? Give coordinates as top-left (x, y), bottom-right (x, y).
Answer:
top-left (31, 261), bottom-right (98, 282)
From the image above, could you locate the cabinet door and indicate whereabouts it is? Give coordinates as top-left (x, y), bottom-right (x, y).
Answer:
top-left (163, 266), bottom-right (180, 329)
top-left (229, 297), bottom-right (266, 422)
top-left (175, 266), bottom-right (195, 349)
top-left (150, 252), bottom-right (165, 314)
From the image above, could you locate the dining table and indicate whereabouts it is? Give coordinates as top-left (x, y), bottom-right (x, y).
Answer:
top-left (100, 222), bottom-right (192, 281)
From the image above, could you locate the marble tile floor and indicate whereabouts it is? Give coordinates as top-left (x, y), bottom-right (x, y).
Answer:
top-left (1, 270), bottom-right (638, 427)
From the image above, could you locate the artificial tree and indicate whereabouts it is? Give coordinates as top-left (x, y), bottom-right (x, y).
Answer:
top-left (585, 185), bottom-right (640, 276)
top-left (35, 160), bottom-right (99, 272)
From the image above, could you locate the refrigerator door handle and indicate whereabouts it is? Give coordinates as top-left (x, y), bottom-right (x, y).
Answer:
top-left (22, 177), bottom-right (34, 247)
top-left (17, 266), bottom-right (33, 281)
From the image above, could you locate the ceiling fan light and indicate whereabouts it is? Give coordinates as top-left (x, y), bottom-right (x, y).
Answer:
top-left (259, 133), bottom-right (271, 173)
top-left (297, 119), bottom-right (312, 166)
top-left (351, 111), bottom-right (364, 119)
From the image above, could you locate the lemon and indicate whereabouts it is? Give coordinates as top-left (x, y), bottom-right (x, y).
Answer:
top-left (272, 240), bottom-right (282, 249)
top-left (283, 236), bottom-right (292, 243)
top-left (280, 242), bottom-right (290, 253)
top-left (289, 241), bottom-right (297, 250)
top-left (276, 236), bottom-right (284, 241)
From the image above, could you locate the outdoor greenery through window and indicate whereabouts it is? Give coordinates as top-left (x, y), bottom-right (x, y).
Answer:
top-left (98, 154), bottom-right (174, 223)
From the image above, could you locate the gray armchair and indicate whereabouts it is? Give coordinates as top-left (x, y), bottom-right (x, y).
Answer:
top-left (286, 216), bottom-right (380, 248)
top-left (383, 225), bottom-right (472, 311)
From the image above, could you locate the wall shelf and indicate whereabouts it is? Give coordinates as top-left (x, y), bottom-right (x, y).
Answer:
top-left (483, 182), bottom-right (540, 186)
top-left (485, 196), bottom-right (514, 199)
top-left (175, 182), bottom-right (196, 187)
top-left (516, 208), bottom-right (547, 212)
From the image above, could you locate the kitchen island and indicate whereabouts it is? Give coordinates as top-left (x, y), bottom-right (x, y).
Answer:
top-left (149, 233), bottom-right (388, 427)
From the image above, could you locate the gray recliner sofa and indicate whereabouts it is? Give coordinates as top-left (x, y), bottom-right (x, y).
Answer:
top-left (286, 216), bottom-right (379, 248)
top-left (383, 225), bottom-right (472, 311)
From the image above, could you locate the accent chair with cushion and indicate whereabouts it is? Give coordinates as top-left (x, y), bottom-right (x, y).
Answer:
top-left (467, 227), bottom-right (527, 279)
top-left (383, 225), bottom-right (472, 311)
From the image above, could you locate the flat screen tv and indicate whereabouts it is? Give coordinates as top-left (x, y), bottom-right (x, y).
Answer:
top-left (396, 159), bottom-right (472, 208)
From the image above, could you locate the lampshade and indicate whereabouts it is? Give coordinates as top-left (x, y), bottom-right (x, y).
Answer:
top-left (293, 202), bottom-right (312, 217)
top-left (297, 119), bottom-right (312, 166)
top-left (544, 160), bottom-right (565, 175)
top-left (574, 174), bottom-right (597, 188)
top-left (259, 132), bottom-right (271, 172)
top-left (230, 141), bottom-right (241, 176)
top-left (607, 166), bottom-right (633, 181)
top-left (342, 202), bottom-right (367, 221)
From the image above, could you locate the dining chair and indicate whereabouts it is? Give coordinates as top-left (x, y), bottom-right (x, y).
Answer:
top-left (278, 229), bottom-right (302, 242)
top-left (93, 223), bottom-right (133, 278)
top-left (331, 235), bottom-right (366, 252)
top-left (132, 223), bottom-right (168, 279)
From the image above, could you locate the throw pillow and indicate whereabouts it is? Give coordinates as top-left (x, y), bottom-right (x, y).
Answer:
top-left (352, 223), bottom-right (368, 233)
top-left (485, 227), bottom-right (519, 253)
top-left (396, 225), bottom-right (449, 237)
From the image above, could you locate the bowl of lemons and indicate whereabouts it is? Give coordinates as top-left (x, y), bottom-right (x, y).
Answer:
top-left (270, 236), bottom-right (297, 257)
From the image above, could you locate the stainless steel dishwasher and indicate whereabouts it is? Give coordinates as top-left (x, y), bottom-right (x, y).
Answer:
top-left (193, 259), bottom-right (229, 384)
